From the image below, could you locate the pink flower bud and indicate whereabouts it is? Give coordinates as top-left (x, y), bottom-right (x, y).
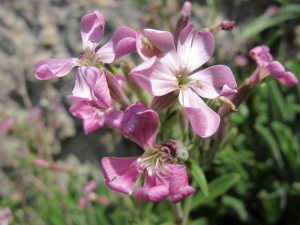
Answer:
top-left (84, 180), bottom-right (97, 194)
top-left (78, 197), bottom-right (88, 209)
top-left (34, 159), bottom-right (49, 168)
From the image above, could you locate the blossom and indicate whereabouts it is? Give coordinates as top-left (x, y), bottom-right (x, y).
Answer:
top-left (249, 46), bottom-right (298, 86)
top-left (34, 10), bottom-right (136, 107)
top-left (130, 23), bottom-right (237, 137)
top-left (0, 207), bottom-right (11, 225)
top-left (102, 102), bottom-right (194, 204)
top-left (69, 101), bottom-right (124, 134)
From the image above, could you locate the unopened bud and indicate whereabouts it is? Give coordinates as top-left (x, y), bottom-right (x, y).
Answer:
top-left (159, 140), bottom-right (183, 158)
top-left (209, 20), bottom-right (236, 35)
top-left (174, 1), bottom-right (192, 46)
top-left (84, 180), bottom-right (97, 194)
top-left (105, 70), bottom-right (131, 109)
top-left (150, 90), bottom-right (179, 112)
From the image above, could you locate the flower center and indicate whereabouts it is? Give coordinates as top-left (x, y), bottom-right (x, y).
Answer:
top-left (137, 145), bottom-right (173, 176)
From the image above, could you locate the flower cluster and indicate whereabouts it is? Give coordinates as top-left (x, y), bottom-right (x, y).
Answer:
top-left (33, 1), bottom-right (298, 205)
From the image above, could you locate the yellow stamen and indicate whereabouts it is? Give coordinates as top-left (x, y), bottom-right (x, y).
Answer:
top-left (141, 38), bottom-right (164, 55)
top-left (196, 80), bottom-right (203, 88)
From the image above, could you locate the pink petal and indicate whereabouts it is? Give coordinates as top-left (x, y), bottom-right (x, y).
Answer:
top-left (34, 58), bottom-right (77, 80)
top-left (69, 101), bottom-right (105, 134)
top-left (249, 45), bottom-right (273, 66)
top-left (179, 89), bottom-right (220, 138)
top-left (102, 156), bottom-right (141, 195)
top-left (136, 30), bottom-right (175, 61)
top-left (120, 102), bottom-right (158, 148)
top-left (177, 23), bottom-right (215, 73)
top-left (136, 172), bottom-right (170, 202)
top-left (78, 197), bottom-right (88, 209)
top-left (129, 57), bottom-right (178, 96)
top-left (96, 26), bottom-right (136, 63)
top-left (68, 67), bottom-right (111, 109)
top-left (81, 10), bottom-right (105, 50)
top-left (265, 61), bottom-right (285, 78)
top-left (277, 71), bottom-right (298, 86)
top-left (166, 164), bottom-right (195, 204)
top-left (105, 107), bottom-right (124, 129)
top-left (189, 65), bottom-right (237, 98)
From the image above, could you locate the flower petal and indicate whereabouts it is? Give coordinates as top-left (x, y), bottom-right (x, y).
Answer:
top-left (121, 102), bottom-right (158, 148)
top-left (177, 23), bottom-right (215, 73)
top-left (166, 164), bottom-right (195, 204)
top-left (136, 172), bottom-right (170, 202)
top-left (135, 29), bottom-right (176, 61)
top-left (68, 67), bottom-right (111, 108)
top-left (81, 10), bottom-right (105, 50)
top-left (102, 156), bottom-right (141, 195)
top-left (179, 89), bottom-right (220, 138)
top-left (129, 57), bottom-right (178, 96)
top-left (105, 107), bottom-right (124, 129)
top-left (265, 61), bottom-right (285, 78)
top-left (69, 101), bottom-right (105, 134)
top-left (189, 65), bottom-right (237, 98)
top-left (249, 45), bottom-right (273, 66)
top-left (34, 58), bottom-right (77, 80)
top-left (96, 26), bottom-right (136, 63)
top-left (277, 71), bottom-right (298, 86)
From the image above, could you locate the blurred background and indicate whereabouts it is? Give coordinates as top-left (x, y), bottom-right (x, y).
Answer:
top-left (0, 0), bottom-right (300, 224)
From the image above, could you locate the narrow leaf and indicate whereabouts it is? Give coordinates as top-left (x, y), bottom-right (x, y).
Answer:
top-left (190, 159), bottom-right (209, 196)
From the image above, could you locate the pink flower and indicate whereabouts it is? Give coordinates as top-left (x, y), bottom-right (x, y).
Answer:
top-left (0, 117), bottom-right (15, 133)
top-left (102, 102), bottom-right (194, 204)
top-left (235, 55), bottom-right (248, 67)
top-left (130, 23), bottom-right (237, 137)
top-left (69, 101), bottom-right (124, 134)
top-left (0, 207), bottom-right (11, 225)
top-left (249, 46), bottom-right (298, 86)
top-left (78, 197), bottom-right (88, 209)
top-left (34, 10), bottom-right (136, 107)
top-left (84, 180), bottom-right (97, 194)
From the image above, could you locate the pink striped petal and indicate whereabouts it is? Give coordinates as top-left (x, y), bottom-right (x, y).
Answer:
top-left (136, 172), bottom-right (170, 202)
top-left (102, 156), bottom-right (141, 195)
top-left (129, 57), bottom-right (178, 96)
top-left (265, 61), bottom-right (285, 78)
top-left (179, 89), bottom-right (220, 138)
top-left (177, 23), bottom-right (215, 73)
top-left (68, 67), bottom-right (111, 109)
top-left (166, 164), bottom-right (195, 204)
top-left (69, 102), bottom-right (105, 134)
top-left (96, 26), bottom-right (136, 63)
top-left (81, 10), bottom-right (105, 50)
top-left (105, 107), bottom-right (124, 129)
top-left (189, 65), bottom-right (237, 98)
top-left (121, 102), bottom-right (158, 148)
top-left (34, 58), bottom-right (77, 80)
top-left (277, 71), bottom-right (298, 86)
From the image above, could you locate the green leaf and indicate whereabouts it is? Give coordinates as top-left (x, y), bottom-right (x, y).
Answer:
top-left (187, 173), bottom-right (240, 211)
top-left (254, 123), bottom-right (284, 169)
top-left (222, 195), bottom-right (249, 221)
top-left (242, 4), bottom-right (300, 38)
top-left (189, 217), bottom-right (208, 225)
top-left (190, 159), bottom-right (209, 196)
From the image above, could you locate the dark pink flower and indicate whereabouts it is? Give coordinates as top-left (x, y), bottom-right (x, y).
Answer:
top-left (102, 102), bottom-right (194, 204)
top-left (69, 101), bottom-right (124, 134)
top-left (34, 10), bottom-right (136, 107)
top-left (249, 46), bottom-right (298, 86)
top-left (130, 23), bottom-right (237, 137)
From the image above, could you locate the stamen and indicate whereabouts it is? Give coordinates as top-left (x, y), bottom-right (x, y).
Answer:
top-left (141, 38), bottom-right (164, 55)
top-left (196, 80), bottom-right (203, 88)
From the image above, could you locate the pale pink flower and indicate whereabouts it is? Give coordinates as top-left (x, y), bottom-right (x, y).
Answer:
top-left (235, 55), bottom-right (248, 67)
top-left (78, 197), bottom-right (88, 209)
top-left (102, 102), bottom-right (194, 204)
top-left (0, 117), bottom-right (15, 133)
top-left (249, 46), bottom-right (298, 86)
top-left (34, 10), bottom-right (136, 108)
top-left (264, 5), bottom-right (279, 17)
top-left (130, 23), bottom-right (237, 137)
top-left (0, 207), bottom-right (11, 225)
top-left (69, 101), bottom-right (124, 134)
top-left (84, 180), bottom-right (97, 194)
